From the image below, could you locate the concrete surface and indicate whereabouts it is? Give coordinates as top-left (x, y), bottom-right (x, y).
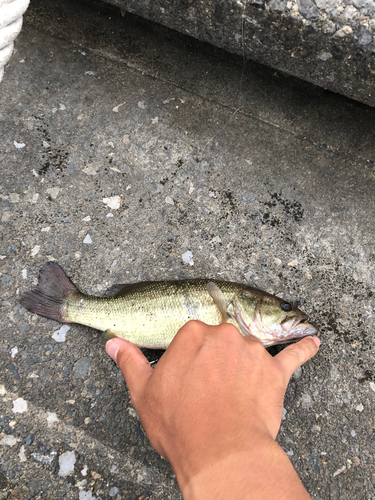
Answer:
top-left (104, 0), bottom-right (375, 107)
top-left (1, 0), bottom-right (375, 498)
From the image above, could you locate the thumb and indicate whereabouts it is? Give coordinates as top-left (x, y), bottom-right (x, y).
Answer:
top-left (106, 338), bottom-right (153, 404)
top-left (275, 336), bottom-right (320, 382)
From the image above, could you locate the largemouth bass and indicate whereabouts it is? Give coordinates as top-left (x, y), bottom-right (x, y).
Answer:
top-left (20, 262), bottom-right (318, 348)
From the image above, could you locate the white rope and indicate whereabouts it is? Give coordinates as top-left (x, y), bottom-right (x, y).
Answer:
top-left (0, 0), bottom-right (29, 82)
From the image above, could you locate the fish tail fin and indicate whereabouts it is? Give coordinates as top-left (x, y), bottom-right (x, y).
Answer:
top-left (20, 262), bottom-right (80, 322)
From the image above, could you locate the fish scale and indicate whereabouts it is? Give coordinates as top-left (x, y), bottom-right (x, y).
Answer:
top-left (66, 280), bottom-right (241, 348)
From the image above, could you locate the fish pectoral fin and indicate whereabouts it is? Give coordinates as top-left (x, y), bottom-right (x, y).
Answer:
top-left (100, 329), bottom-right (118, 346)
top-left (207, 282), bottom-right (233, 322)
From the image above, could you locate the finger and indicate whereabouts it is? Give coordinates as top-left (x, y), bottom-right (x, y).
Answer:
top-left (106, 338), bottom-right (153, 403)
top-left (275, 336), bottom-right (320, 381)
top-left (164, 320), bottom-right (207, 356)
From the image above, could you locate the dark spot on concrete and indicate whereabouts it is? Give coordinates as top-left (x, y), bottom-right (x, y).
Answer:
top-left (73, 357), bottom-right (94, 379)
top-left (7, 364), bottom-right (20, 381)
top-left (0, 471), bottom-right (8, 490)
top-left (24, 435), bottom-right (35, 446)
top-left (358, 370), bottom-right (374, 383)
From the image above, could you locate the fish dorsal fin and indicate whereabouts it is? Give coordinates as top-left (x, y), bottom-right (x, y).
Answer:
top-left (207, 282), bottom-right (233, 321)
top-left (103, 281), bottom-right (155, 297)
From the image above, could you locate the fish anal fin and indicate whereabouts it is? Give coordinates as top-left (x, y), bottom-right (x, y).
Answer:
top-left (100, 329), bottom-right (118, 346)
top-left (207, 282), bottom-right (232, 322)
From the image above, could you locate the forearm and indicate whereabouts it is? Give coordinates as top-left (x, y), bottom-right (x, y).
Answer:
top-left (178, 439), bottom-right (311, 500)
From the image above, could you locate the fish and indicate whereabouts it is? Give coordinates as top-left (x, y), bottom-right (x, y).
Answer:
top-left (20, 261), bottom-right (319, 348)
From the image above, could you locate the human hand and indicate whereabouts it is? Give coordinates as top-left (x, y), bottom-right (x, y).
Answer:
top-left (106, 321), bottom-right (320, 499)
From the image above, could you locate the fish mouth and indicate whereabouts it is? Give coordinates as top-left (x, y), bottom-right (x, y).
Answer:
top-left (289, 314), bottom-right (319, 337)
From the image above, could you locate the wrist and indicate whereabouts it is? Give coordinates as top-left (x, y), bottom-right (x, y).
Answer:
top-left (175, 438), bottom-right (311, 500)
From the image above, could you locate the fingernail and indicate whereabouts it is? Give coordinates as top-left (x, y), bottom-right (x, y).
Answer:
top-left (106, 339), bottom-right (119, 362)
top-left (311, 336), bottom-right (321, 348)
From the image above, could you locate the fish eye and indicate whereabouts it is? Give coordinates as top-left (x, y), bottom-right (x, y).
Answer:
top-left (280, 302), bottom-right (292, 312)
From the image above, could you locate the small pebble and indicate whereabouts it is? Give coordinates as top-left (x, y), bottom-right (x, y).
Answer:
top-left (83, 234), bottom-right (92, 244)
top-left (211, 236), bottom-right (222, 243)
top-left (318, 52), bottom-right (332, 61)
top-left (12, 398), bottom-right (28, 413)
top-left (11, 347), bottom-right (18, 358)
top-left (31, 451), bottom-right (57, 465)
top-left (9, 193), bottom-right (20, 203)
top-left (109, 487), bottom-right (118, 497)
top-left (333, 465), bottom-right (346, 477)
top-left (351, 430), bottom-right (356, 437)
top-left (58, 451), bottom-right (76, 477)
top-left (165, 196), bottom-right (174, 205)
top-left (52, 325), bottom-right (70, 343)
top-left (14, 141), bottom-right (25, 149)
top-left (355, 403), bottom-right (364, 412)
top-left (1, 435), bottom-right (19, 446)
top-left (31, 245), bottom-right (40, 256)
top-left (46, 187), bottom-right (60, 200)
top-left (73, 357), bottom-right (94, 379)
top-left (47, 412), bottom-right (59, 427)
top-left (19, 445), bottom-right (27, 462)
top-left (301, 393), bottom-right (312, 409)
top-left (79, 492), bottom-right (94, 500)
top-left (112, 102), bottom-right (126, 112)
top-left (103, 196), bottom-right (121, 210)
top-left (1, 212), bottom-right (11, 221)
top-left (182, 250), bottom-right (194, 266)
top-left (287, 259), bottom-right (299, 267)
